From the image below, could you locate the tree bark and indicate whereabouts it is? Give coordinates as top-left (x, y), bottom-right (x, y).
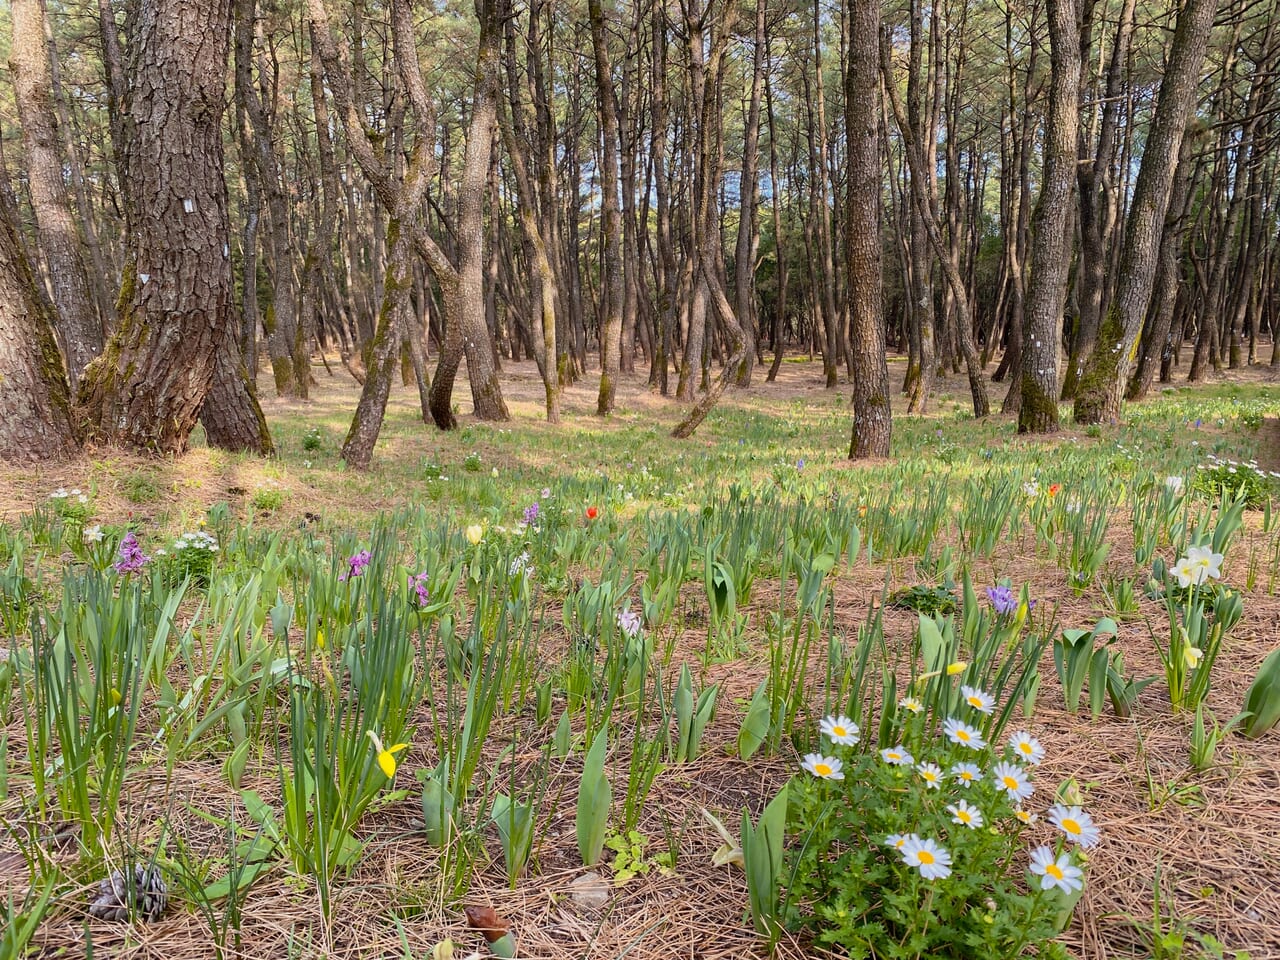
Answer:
top-left (199, 331), bottom-right (274, 453)
top-left (10, 0), bottom-right (104, 387)
top-left (78, 0), bottom-right (242, 455)
top-left (234, 0), bottom-right (308, 397)
top-left (1018, 0), bottom-right (1081, 433)
top-left (1072, 0), bottom-right (1219, 424)
top-left (0, 181), bottom-right (79, 462)
top-left (732, 0), bottom-right (766, 387)
top-left (845, 0), bottom-right (891, 458)
top-left (426, 0), bottom-right (509, 428)
top-left (589, 0), bottom-right (624, 414)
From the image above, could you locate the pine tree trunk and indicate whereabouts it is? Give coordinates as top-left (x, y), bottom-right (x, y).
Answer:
top-left (10, 0), bottom-right (104, 387)
top-left (1127, 141), bottom-right (1195, 400)
top-left (1072, 0), bottom-right (1219, 424)
top-left (0, 186), bottom-right (79, 462)
top-left (199, 332), bottom-right (274, 454)
top-left (427, 0), bottom-right (508, 427)
top-left (845, 0), bottom-right (891, 458)
top-left (1018, 0), bottom-right (1080, 433)
top-left (78, 0), bottom-right (238, 455)
top-left (589, 0), bottom-right (624, 415)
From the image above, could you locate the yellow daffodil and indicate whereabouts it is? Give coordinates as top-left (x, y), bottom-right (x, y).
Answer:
top-left (316, 628), bottom-right (326, 650)
top-left (946, 661), bottom-right (967, 676)
top-left (465, 524), bottom-right (484, 545)
top-left (367, 731), bottom-right (410, 778)
top-left (108, 687), bottom-right (122, 707)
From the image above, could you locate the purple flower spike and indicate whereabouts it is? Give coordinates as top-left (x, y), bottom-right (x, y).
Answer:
top-left (340, 549), bottom-right (372, 582)
top-left (985, 585), bottom-right (1017, 616)
top-left (523, 502), bottom-right (540, 525)
top-left (408, 572), bottom-right (430, 607)
top-left (113, 532), bottom-right (150, 575)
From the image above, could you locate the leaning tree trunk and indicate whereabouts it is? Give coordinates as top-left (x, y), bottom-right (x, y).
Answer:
top-left (0, 187), bottom-right (79, 462)
top-left (9, 0), bottom-right (104, 388)
top-left (1017, 0), bottom-right (1080, 433)
top-left (845, 0), bottom-right (891, 458)
top-left (78, 0), bottom-right (244, 455)
top-left (1072, 0), bottom-right (1219, 424)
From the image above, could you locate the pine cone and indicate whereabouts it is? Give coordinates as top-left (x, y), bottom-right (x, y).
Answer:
top-left (89, 864), bottom-right (168, 922)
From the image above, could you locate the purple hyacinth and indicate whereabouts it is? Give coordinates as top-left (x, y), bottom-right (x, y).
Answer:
top-left (523, 502), bottom-right (540, 526)
top-left (339, 549), bottom-right (372, 582)
top-left (985, 585), bottom-right (1017, 616)
top-left (408, 572), bottom-right (430, 607)
top-left (112, 532), bottom-right (150, 575)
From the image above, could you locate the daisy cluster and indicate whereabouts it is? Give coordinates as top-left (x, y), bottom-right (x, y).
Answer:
top-left (48, 486), bottom-right (92, 522)
top-left (800, 688), bottom-right (1098, 893)
top-left (156, 530), bottom-right (221, 583)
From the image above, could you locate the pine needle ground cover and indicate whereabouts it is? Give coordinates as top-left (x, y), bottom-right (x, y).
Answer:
top-left (1, 361), bottom-right (1278, 960)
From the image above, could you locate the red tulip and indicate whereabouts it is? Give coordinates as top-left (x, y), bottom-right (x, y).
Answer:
top-left (586, 506), bottom-right (599, 521)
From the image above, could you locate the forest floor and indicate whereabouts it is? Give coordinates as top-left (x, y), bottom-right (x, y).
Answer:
top-left (2, 350), bottom-right (1280, 960)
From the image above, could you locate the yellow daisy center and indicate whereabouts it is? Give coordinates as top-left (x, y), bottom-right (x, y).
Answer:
top-left (957, 811), bottom-right (971, 823)
top-left (1061, 818), bottom-right (1081, 835)
top-left (887, 752), bottom-right (901, 761)
top-left (967, 696), bottom-right (982, 707)
top-left (924, 772), bottom-right (937, 781)
top-left (1019, 743), bottom-right (1033, 755)
top-left (894, 838), bottom-right (906, 848)
top-left (814, 763), bottom-right (832, 776)
top-left (956, 730), bottom-right (971, 742)
top-left (1045, 863), bottom-right (1064, 880)
top-left (1002, 776), bottom-right (1018, 790)
top-left (832, 726), bottom-right (847, 738)
top-left (1017, 811), bottom-right (1031, 823)
top-left (917, 851), bottom-right (935, 865)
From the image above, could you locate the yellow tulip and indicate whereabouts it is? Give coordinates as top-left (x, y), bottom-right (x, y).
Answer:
top-left (465, 525), bottom-right (483, 545)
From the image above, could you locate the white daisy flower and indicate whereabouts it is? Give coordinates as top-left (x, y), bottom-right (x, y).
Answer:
top-left (801, 753), bottom-right (844, 780)
top-left (819, 714), bottom-right (860, 746)
top-left (900, 836), bottom-right (952, 880)
top-left (961, 685), bottom-right (995, 715)
top-left (1048, 804), bottom-right (1100, 848)
top-left (880, 745), bottom-right (914, 766)
top-left (947, 799), bottom-right (983, 829)
top-left (991, 761), bottom-right (1034, 802)
top-left (884, 833), bottom-right (909, 851)
top-left (898, 696), bottom-right (924, 714)
top-left (1029, 846), bottom-right (1084, 893)
top-left (1014, 806), bottom-right (1038, 825)
top-left (1009, 731), bottom-right (1045, 765)
top-left (950, 762), bottom-right (982, 787)
top-left (942, 717), bottom-right (987, 750)
top-left (916, 762), bottom-right (944, 790)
